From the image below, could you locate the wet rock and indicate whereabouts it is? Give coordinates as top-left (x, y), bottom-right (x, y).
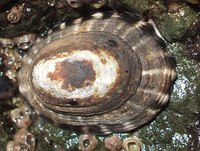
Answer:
top-left (0, 74), bottom-right (14, 100)
top-left (183, 14), bottom-right (200, 61)
top-left (187, 112), bottom-right (200, 150)
top-left (1, 47), bottom-right (22, 83)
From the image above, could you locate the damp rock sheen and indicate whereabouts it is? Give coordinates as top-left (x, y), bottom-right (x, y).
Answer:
top-left (18, 12), bottom-right (176, 134)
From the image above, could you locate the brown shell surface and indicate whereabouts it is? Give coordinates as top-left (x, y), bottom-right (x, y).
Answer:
top-left (18, 12), bottom-right (176, 134)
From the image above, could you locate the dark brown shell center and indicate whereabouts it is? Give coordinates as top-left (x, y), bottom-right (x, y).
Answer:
top-left (47, 60), bottom-right (96, 90)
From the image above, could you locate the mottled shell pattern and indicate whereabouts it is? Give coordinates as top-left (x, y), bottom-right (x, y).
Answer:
top-left (18, 12), bottom-right (176, 134)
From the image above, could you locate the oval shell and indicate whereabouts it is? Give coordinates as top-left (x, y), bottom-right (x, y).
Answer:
top-left (18, 12), bottom-right (176, 134)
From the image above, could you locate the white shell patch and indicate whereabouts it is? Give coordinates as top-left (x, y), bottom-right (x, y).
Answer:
top-left (32, 50), bottom-right (119, 100)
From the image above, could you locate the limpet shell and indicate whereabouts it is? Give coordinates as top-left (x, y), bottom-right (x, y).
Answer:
top-left (18, 12), bottom-right (176, 134)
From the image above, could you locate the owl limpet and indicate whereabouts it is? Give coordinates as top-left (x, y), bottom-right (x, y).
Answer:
top-left (18, 12), bottom-right (176, 134)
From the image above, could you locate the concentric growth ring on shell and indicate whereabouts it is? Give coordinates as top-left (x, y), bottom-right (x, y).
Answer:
top-left (18, 11), bottom-right (176, 134)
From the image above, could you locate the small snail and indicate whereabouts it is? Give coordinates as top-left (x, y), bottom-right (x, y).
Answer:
top-left (18, 12), bottom-right (176, 134)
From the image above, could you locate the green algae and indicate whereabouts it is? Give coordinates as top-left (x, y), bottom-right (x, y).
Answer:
top-left (117, 1), bottom-right (197, 42)
top-left (117, 0), bottom-right (155, 14)
top-left (154, 5), bottom-right (197, 42)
